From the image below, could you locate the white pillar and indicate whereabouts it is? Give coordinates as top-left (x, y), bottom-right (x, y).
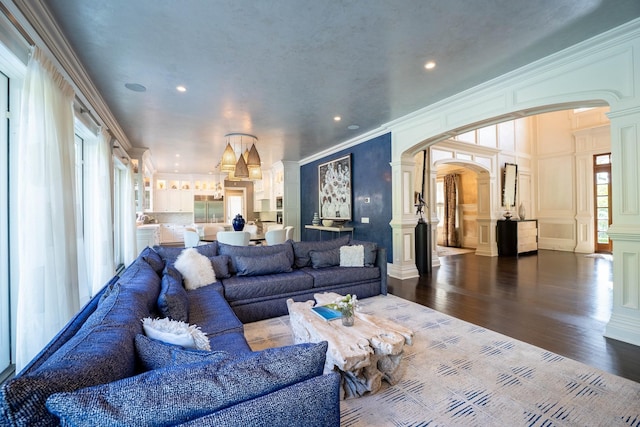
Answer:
top-left (388, 157), bottom-right (421, 279)
top-left (605, 109), bottom-right (640, 346)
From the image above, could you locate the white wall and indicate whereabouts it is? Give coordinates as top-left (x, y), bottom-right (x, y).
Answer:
top-left (535, 109), bottom-right (610, 252)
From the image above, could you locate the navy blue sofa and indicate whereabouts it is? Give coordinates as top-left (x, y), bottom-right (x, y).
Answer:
top-left (1, 236), bottom-right (385, 426)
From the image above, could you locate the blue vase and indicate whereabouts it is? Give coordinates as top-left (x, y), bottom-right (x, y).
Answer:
top-left (232, 214), bottom-right (245, 231)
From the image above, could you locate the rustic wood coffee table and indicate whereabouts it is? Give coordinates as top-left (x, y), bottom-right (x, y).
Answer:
top-left (286, 292), bottom-right (414, 399)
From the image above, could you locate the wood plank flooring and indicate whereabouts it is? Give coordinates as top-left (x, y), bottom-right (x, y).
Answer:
top-left (387, 249), bottom-right (640, 384)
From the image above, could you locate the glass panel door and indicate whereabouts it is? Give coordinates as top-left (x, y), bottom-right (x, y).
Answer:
top-left (594, 154), bottom-right (612, 253)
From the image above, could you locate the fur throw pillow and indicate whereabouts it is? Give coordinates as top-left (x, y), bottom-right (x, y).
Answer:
top-left (340, 245), bottom-right (364, 267)
top-left (174, 248), bottom-right (216, 290)
top-left (142, 317), bottom-right (210, 351)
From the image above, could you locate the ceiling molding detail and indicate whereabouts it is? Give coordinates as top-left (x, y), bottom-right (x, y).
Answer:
top-left (9, 0), bottom-right (132, 152)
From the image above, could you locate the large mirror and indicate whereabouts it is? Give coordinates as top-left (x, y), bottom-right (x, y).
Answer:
top-left (502, 163), bottom-right (517, 207)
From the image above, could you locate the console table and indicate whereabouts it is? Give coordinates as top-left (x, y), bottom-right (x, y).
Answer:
top-left (305, 225), bottom-right (354, 240)
top-left (496, 219), bottom-right (538, 256)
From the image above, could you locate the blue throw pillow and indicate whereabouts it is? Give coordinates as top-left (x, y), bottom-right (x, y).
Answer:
top-left (157, 265), bottom-right (189, 322)
top-left (208, 255), bottom-right (231, 279)
top-left (135, 334), bottom-right (229, 370)
top-left (139, 246), bottom-right (165, 275)
top-left (218, 241), bottom-right (294, 274)
top-left (46, 342), bottom-right (329, 426)
top-left (234, 251), bottom-right (293, 276)
top-left (309, 247), bottom-right (340, 268)
top-left (153, 243), bottom-right (218, 266)
top-left (292, 235), bottom-right (350, 268)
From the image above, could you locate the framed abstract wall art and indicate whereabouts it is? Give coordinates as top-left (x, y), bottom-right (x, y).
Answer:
top-left (318, 154), bottom-right (352, 221)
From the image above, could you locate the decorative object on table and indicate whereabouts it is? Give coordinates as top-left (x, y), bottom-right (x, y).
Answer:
top-left (326, 294), bottom-right (358, 327)
top-left (232, 214), bottom-right (245, 231)
top-left (518, 202), bottom-right (526, 220)
top-left (322, 219), bottom-right (333, 227)
top-left (318, 154), bottom-right (352, 222)
top-left (311, 305), bottom-right (342, 322)
top-left (503, 206), bottom-right (513, 220)
top-left (312, 212), bottom-right (320, 226)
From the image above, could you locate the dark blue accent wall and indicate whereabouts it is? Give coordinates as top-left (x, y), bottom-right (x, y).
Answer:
top-left (300, 133), bottom-right (392, 262)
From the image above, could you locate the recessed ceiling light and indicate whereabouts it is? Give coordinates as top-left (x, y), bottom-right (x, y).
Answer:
top-left (176, 85), bottom-right (187, 92)
top-left (334, 116), bottom-right (341, 122)
top-left (424, 61), bottom-right (436, 70)
top-left (124, 83), bottom-right (146, 92)
top-left (347, 124), bottom-right (360, 130)
top-left (174, 169), bottom-right (179, 173)
top-left (175, 154), bottom-right (180, 157)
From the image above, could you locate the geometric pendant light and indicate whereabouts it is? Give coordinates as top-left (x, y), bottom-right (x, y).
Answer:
top-left (220, 132), bottom-right (262, 180)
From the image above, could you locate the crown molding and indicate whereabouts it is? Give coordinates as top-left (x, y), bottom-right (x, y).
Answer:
top-left (9, 0), bottom-right (131, 151)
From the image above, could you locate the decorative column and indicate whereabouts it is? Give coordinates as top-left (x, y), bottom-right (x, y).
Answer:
top-left (388, 157), bottom-right (421, 279)
top-left (605, 109), bottom-right (640, 346)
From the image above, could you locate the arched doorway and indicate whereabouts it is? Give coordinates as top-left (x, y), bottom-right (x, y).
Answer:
top-left (386, 23), bottom-right (640, 346)
top-left (432, 160), bottom-right (489, 255)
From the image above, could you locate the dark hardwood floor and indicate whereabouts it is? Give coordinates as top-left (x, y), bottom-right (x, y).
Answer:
top-left (388, 249), bottom-right (640, 384)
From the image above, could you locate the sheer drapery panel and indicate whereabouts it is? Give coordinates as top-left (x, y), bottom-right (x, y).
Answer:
top-left (84, 129), bottom-right (115, 296)
top-left (15, 48), bottom-right (79, 371)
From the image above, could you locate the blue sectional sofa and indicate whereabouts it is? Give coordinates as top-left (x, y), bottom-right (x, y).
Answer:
top-left (1, 236), bottom-right (386, 426)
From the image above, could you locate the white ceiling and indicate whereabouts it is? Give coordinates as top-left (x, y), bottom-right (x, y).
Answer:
top-left (40, 0), bottom-right (640, 174)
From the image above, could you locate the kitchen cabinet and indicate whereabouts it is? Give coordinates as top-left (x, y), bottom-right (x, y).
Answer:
top-left (154, 173), bottom-right (225, 212)
top-left (153, 176), bottom-right (193, 212)
top-left (496, 219), bottom-right (538, 256)
top-left (136, 224), bottom-right (160, 251)
top-left (253, 169), bottom-right (272, 211)
top-left (159, 224), bottom-right (186, 244)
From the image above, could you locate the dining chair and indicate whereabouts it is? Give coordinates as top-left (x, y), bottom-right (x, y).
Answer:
top-left (244, 224), bottom-right (258, 236)
top-left (183, 228), bottom-right (200, 247)
top-left (265, 229), bottom-right (287, 246)
top-left (284, 226), bottom-right (294, 241)
top-left (216, 231), bottom-right (250, 246)
top-left (202, 224), bottom-right (225, 241)
top-left (267, 223), bottom-right (284, 232)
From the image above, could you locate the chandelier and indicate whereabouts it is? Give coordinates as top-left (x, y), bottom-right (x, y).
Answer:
top-left (220, 133), bottom-right (262, 180)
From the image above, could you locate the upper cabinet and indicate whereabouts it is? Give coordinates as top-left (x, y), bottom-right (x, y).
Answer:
top-left (253, 169), bottom-right (272, 212)
top-left (152, 173), bottom-right (225, 212)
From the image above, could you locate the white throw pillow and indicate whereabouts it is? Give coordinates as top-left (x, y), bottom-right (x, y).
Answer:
top-left (340, 245), bottom-right (364, 267)
top-left (142, 317), bottom-right (211, 351)
top-left (174, 248), bottom-right (216, 290)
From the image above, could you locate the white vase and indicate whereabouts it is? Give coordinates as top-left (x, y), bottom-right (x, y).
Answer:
top-left (518, 203), bottom-right (526, 220)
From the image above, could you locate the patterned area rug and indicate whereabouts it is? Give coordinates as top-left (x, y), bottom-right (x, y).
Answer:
top-left (244, 294), bottom-right (640, 426)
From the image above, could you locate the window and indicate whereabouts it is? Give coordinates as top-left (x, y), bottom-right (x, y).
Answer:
top-left (0, 70), bottom-right (10, 379)
top-left (113, 158), bottom-right (127, 270)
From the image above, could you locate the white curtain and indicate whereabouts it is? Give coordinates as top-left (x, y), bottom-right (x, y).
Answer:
top-left (16, 48), bottom-right (79, 371)
top-left (84, 129), bottom-right (115, 296)
top-left (122, 163), bottom-right (137, 265)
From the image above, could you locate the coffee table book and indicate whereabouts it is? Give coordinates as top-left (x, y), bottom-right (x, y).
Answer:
top-left (311, 305), bottom-right (342, 321)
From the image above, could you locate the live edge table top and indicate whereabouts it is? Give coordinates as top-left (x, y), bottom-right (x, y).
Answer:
top-left (286, 292), bottom-right (414, 399)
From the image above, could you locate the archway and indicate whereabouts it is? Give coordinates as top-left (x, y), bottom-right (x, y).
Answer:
top-left (432, 159), bottom-right (490, 256)
top-left (386, 21), bottom-right (640, 346)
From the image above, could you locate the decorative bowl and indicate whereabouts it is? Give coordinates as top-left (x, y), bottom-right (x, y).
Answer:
top-left (322, 219), bottom-right (334, 227)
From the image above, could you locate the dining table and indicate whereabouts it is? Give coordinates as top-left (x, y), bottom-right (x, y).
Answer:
top-left (200, 233), bottom-right (265, 244)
